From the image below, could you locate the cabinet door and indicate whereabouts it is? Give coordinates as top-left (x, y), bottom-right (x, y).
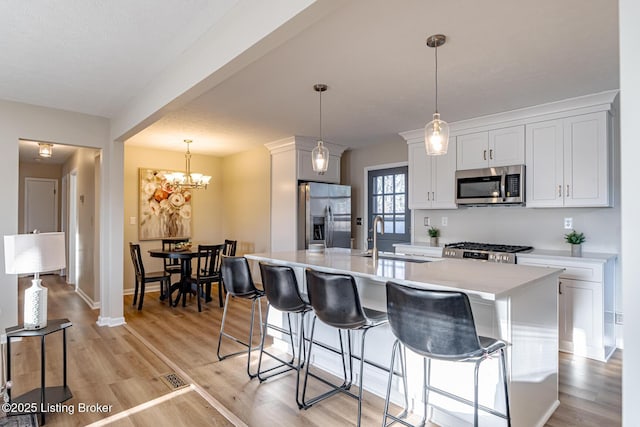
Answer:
top-left (488, 125), bottom-right (525, 167)
top-left (456, 131), bottom-right (489, 170)
top-left (560, 279), bottom-right (603, 357)
top-left (408, 142), bottom-right (433, 209)
top-left (297, 151), bottom-right (341, 183)
top-left (432, 137), bottom-right (457, 209)
top-left (525, 120), bottom-right (564, 207)
top-left (563, 112), bottom-right (609, 207)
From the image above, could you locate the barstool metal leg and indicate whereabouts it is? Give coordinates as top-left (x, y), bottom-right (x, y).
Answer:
top-left (473, 358), bottom-right (482, 427)
top-left (500, 348), bottom-right (512, 427)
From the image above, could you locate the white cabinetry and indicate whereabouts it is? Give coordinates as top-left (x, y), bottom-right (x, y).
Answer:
top-left (407, 140), bottom-right (457, 209)
top-left (526, 112), bottom-right (611, 207)
top-left (518, 254), bottom-right (616, 361)
top-left (456, 125), bottom-right (525, 170)
top-left (265, 136), bottom-right (346, 252)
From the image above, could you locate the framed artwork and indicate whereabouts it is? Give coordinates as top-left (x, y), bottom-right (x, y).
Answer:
top-left (138, 168), bottom-right (192, 240)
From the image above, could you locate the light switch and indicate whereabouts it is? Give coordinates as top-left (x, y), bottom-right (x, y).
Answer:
top-left (441, 217), bottom-right (448, 226)
top-left (130, 216), bottom-right (137, 225)
top-left (424, 217), bottom-right (430, 227)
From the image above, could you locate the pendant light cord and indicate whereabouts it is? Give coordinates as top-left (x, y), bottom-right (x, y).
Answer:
top-left (319, 88), bottom-right (323, 141)
top-left (434, 42), bottom-right (439, 114)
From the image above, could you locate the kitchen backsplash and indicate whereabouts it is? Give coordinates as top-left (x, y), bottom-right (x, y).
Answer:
top-left (413, 205), bottom-right (621, 254)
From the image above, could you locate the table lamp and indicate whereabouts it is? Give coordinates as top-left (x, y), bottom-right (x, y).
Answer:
top-left (3, 231), bottom-right (66, 330)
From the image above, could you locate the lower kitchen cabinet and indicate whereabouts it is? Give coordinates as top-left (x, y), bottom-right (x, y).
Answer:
top-left (518, 253), bottom-right (616, 362)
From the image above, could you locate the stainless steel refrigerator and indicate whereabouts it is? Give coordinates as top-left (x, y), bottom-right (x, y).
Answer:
top-left (298, 182), bottom-right (351, 249)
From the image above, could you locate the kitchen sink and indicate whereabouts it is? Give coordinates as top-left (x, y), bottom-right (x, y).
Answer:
top-left (356, 252), bottom-right (430, 263)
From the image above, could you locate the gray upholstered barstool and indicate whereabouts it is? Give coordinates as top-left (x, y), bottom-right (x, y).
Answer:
top-left (302, 268), bottom-right (388, 427)
top-left (382, 281), bottom-right (511, 427)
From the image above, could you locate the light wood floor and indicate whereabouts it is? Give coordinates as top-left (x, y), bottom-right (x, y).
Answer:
top-left (6, 275), bottom-right (621, 426)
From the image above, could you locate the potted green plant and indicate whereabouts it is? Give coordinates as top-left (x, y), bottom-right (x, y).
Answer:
top-left (564, 229), bottom-right (586, 257)
top-left (428, 226), bottom-right (440, 246)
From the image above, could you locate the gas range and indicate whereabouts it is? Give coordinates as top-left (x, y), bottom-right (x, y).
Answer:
top-left (442, 242), bottom-right (533, 264)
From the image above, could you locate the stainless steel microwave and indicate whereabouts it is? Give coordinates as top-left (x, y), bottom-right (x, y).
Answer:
top-left (455, 165), bottom-right (525, 205)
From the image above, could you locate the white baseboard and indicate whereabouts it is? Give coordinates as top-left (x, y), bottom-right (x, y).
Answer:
top-left (75, 286), bottom-right (100, 310)
top-left (96, 316), bottom-right (126, 327)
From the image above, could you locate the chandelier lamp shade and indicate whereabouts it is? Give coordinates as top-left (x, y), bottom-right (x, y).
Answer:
top-left (425, 34), bottom-right (450, 156)
top-left (311, 83), bottom-right (330, 174)
top-left (165, 139), bottom-right (212, 190)
top-left (3, 231), bottom-right (66, 330)
top-left (38, 142), bottom-right (53, 158)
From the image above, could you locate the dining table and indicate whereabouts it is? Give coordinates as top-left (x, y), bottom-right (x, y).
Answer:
top-left (148, 247), bottom-right (200, 308)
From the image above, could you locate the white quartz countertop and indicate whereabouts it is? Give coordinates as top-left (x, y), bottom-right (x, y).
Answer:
top-left (245, 248), bottom-right (562, 300)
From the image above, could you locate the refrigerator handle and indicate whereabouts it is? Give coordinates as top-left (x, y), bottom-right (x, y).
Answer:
top-left (326, 205), bottom-right (333, 247)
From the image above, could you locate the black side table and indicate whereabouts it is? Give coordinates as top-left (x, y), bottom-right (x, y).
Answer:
top-left (5, 318), bottom-right (73, 425)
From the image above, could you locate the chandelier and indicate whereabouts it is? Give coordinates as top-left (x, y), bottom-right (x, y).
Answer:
top-left (424, 34), bottom-right (450, 156)
top-left (311, 83), bottom-right (329, 174)
top-left (165, 139), bottom-right (211, 190)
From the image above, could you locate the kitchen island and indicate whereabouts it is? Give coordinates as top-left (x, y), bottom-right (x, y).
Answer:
top-left (245, 248), bottom-right (562, 427)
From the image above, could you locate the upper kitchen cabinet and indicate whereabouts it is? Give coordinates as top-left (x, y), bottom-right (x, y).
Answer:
top-left (265, 136), bottom-right (347, 252)
top-left (526, 111), bottom-right (612, 207)
top-left (404, 138), bottom-right (457, 210)
top-left (456, 125), bottom-right (525, 170)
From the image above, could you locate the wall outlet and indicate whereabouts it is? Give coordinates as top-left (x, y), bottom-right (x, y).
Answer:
top-left (424, 217), bottom-right (431, 227)
top-left (564, 217), bottom-right (573, 229)
top-left (615, 313), bottom-right (623, 325)
top-left (441, 217), bottom-right (448, 226)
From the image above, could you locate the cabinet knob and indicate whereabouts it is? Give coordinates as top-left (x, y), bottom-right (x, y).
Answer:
top-left (483, 150), bottom-right (487, 161)
top-left (489, 149), bottom-right (494, 160)
top-left (559, 281), bottom-right (563, 294)
top-left (566, 185), bottom-right (570, 197)
top-left (558, 185), bottom-right (562, 197)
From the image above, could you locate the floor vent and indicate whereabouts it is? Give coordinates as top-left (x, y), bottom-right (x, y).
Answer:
top-left (160, 372), bottom-right (189, 390)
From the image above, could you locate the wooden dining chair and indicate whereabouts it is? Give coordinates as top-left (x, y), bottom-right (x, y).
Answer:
top-left (215, 239), bottom-right (238, 307)
top-left (192, 244), bottom-right (225, 311)
top-left (129, 243), bottom-right (171, 310)
top-left (162, 238), bottom-right (189, 284)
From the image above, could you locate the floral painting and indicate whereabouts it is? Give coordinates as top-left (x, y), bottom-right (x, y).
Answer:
top-left (139, 168), bottom-right (192, 240)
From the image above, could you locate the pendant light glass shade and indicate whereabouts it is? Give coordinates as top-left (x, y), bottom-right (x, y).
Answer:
top-left (425, 34), bottom-right (449, 156)
top-left (311, 83), bottom-right (329, 174)
top-left (312, 140), bottom-right (329, 174)
top-left (425, 112), bottom-right (450, 155)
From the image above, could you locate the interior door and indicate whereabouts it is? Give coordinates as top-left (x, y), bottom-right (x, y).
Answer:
top-left (25, 177), bottom-right (58, 233)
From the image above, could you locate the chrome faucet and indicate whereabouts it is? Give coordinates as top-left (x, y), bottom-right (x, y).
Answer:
top-left (372, 215), bottom-right (385, 262)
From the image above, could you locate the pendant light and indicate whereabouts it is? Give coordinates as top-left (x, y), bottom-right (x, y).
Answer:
top-left (311, 83), bottom-right (329, 174)
top-left (425, 34), bottom-right (450, 156)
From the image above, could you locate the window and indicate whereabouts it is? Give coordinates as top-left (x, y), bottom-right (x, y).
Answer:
top-left (367, 166), bottom-right (410, 252)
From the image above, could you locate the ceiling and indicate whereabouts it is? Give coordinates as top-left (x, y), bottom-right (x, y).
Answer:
top-left (3, 1), bottom-right (619, 158)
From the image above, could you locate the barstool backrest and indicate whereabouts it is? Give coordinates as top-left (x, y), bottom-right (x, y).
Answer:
top-left (221, 256), bottom-right (258, 296)
top-left (259, 263), bottom-right (308, 313)
top-left (305, 268), bottom-right (367, 329)
top-left (386, 281), bottom-right (483, 360)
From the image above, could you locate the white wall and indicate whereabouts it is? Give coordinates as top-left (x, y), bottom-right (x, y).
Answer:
top-left (0, 99), bottom-right (120, 334)
top-left (620, 0), bottom-right (640, 423)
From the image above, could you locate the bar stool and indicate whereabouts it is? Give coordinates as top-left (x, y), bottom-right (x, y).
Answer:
top-left (257, 262), bottom-right (313, 407)
top-left (217, 256), bottom-right (265, 378)
top-left (302, 268), bottom-right (388, 427)
top-left (382, 281), bottom-right (511, 427)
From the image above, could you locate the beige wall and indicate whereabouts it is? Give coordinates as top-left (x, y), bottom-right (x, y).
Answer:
top-left (341, 139), bottom-right (409, 249)
top-left (221, 145), bottom-right (271, 255)
top-left (123, 145), bottom-right (224, 293)
top-left (18, 162), bottom-right (63, 232)
top-left (62, 147), bottom-right (100, 302)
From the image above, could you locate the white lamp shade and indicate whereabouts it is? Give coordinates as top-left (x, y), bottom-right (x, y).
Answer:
top-left (4, 232), bottom-right (66, 274)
